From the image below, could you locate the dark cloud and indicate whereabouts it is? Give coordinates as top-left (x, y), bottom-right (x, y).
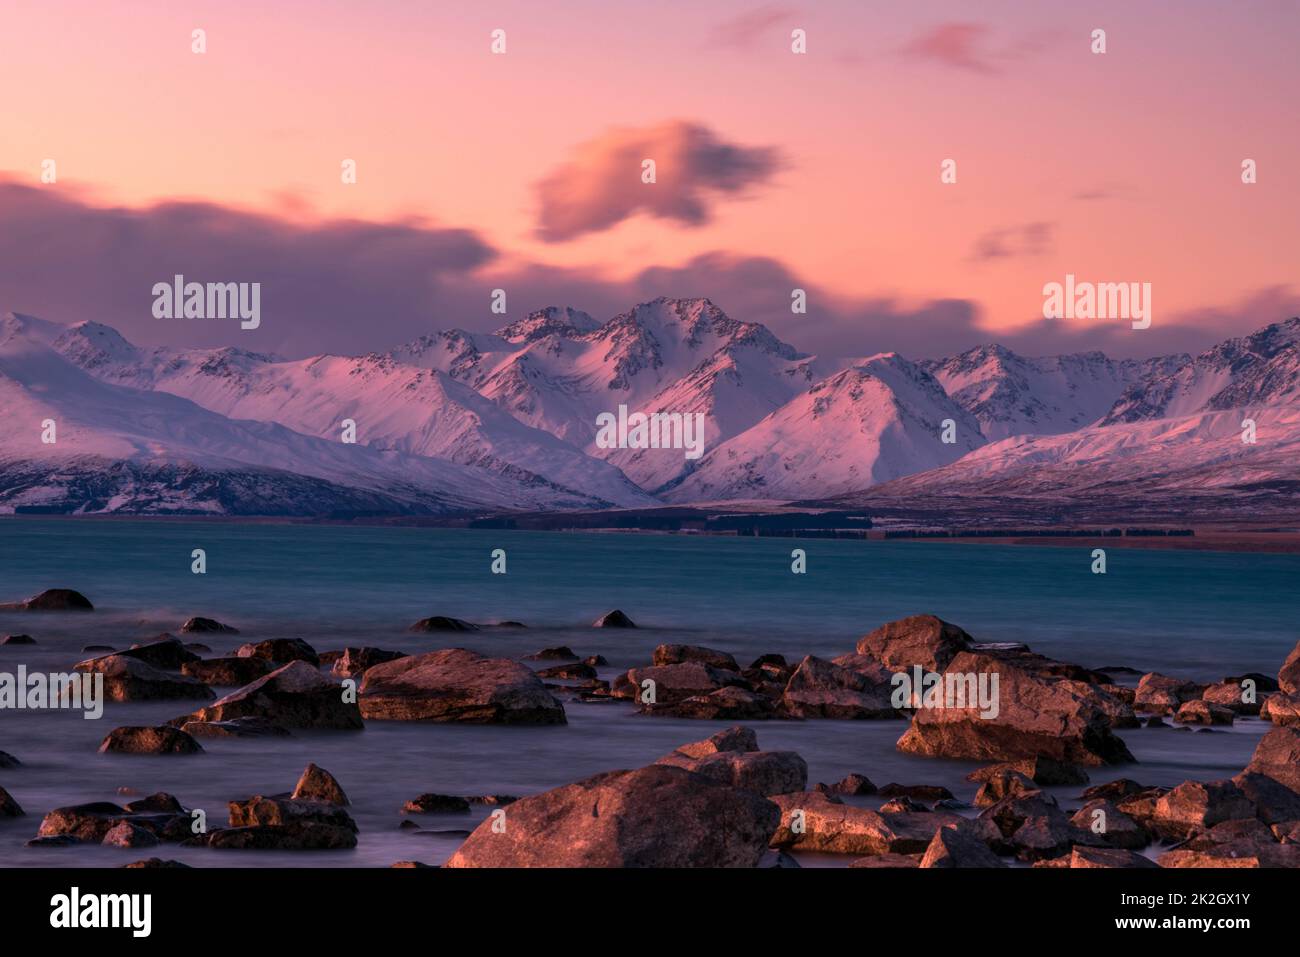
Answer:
top-left (968, 221), bottom-right (1055, 262)
top-left (533, 121), bottom-right (783, 242)
top-left (0, 180), bottom-right (1289, 363)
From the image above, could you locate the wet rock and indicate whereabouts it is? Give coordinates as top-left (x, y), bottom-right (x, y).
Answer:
top-left (651, 686), bottom-right (776, 720)
top-left (879, 783), bottom-right (954, 802)
top-left (74, 655), bottom-right (214, 702)
top-left (826, 773), bottom-right (877, 796)
top-left (81, 645), bottom-right (115, 652)
top-left (896, 651), bottom-right (1135, 766)
top-left (0, 751), bottom-right (20, 768)
top-left (781, 655), bottom-right (896, 719)
top-left (655, 747), bottom-right (807, 797)
top-left (1279, 641), bottom-right (1300, 695)
top-left (1134, 673), bottom-right (1204, 715)
top-left (536, 662), bottom-right (597, 681)
top-left (180, 617), bottom-right (239, 634)
top-left (1261, 692), bottom-right (1300, 727)
top-left (1070, 799), bottom-right (1150, 849)
top-left (1068, 846), bottom-right (1158, 868)
top-left (1081, 778), bottom-right (1148, 801)
top-left (123, 858), bottom-right (190, 868)
top-left (593, 609), bottom-right (636, 628)
top-left (180, 660), bottom-right (363, 730)
top-left (770, 791), bottom-right (998, 856)
top-left (119, 636), bottom-right (201, 670)
top-left (1242, 726), bottom-right (1300, 793)
top-left (968, 757), bottom-right (1090, 787)
top-left (1158, 842), bottom-right (1300, 868)
top-left (855, 614), bottom-right (973, 672)
top-left (1, 634), bottom-right (35, 645)
top-left (1174, 699), bottom-right (1234, 726)
top-left (102, 821), bottom-right (159, 848)
top-left (390, 861), bottom-right (433, 868)
top-left (1231, 772), bottom-right (1300, 825)
top-left (182, 657), bottom-right (274, 686)
top-left (879, 796), bottom-right (929, 813)
top-left (920, 822), bottom-right (1006, 868)
top-left (445, 765), bottom-right (779, 867)
top-left (652, 644), bottom-right (739, 672)
top-left (523, 646), bottom-right (578, 661)
top-left (38, 803), bottom-right (131, 842)
top-left (1149, 780), bottom-right (1256, 841)
top-left (626, 661), bottom-right (749, 706)
top-left (359, 649), bottom-right (565, 724)
top-left (979, 791), bottom-right (1091, 860)
top-left (974, 771), bottom-right (1039, 808)
top-left (236, 637), bottom-right (320, 667)
top-left (408, 616), bottom-right (479, 633)
top-left (206, 822), bottom-right (357, 850)
top-left (99, 726), bottom-right (203, 755)
top-left (467, 794), bottom-right (518, 806)
top-left (402, 794), bottom-right (471, 814)
top-left (291, 764), bottom-right (349, 805)
top-left (1202, 680), bottom-right (1262, 715)
top-left (673, 726), bottom-right (758, 758)
top-left (330, 647), bottom-right (407, 679)
top-left (0, 588), bottom-right (93, 611)
top-left (227, 795), bottom-right (358, 834)
top-left (180, 717), bottom-right (291, 738)
top-left (0, 786), bottom-right (23, 816)
top-left (849, 853), bottom-right (922, 868)
top-left (124, 793), bottom-right (185, 814)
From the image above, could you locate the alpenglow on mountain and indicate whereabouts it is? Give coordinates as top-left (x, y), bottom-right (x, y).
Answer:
top-left (1, 302), bottom-right (1297, 518)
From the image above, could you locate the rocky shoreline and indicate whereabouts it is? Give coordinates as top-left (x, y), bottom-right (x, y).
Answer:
top-left (2, 588), bottom-right (1299, 867)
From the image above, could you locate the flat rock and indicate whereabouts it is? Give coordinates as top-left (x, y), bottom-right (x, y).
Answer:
top-left (180, 717), bottom-right (291, 738)
top-left (1068, 846), bottom-right (1158, 868)
top-left (180, 660), bottom-right (362, 730)
top-left (359, 648), bottom-right (565, 724)
top-left (74, 655), bottom-right (214, 702)
top-left (445, 764), bottom-right (780, 867)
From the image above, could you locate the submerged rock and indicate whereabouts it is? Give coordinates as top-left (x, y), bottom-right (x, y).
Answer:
top-left (1, 634), bottom-right (35, 645)
top-left (180, 617), bottom-right (239, 634)
top-left (0, 588), bottom-right (93, 611)
top-left (75, 655), bottom-right (214, 702)
top-left (652, 644), bottom-right (739, 671)
top-left (445, 765), bottom-right (779, 867)
top-left (402, 794), bottom-right (471, 814)
top-left (0, 786), bottom-right (23, 817)
top-left (593, 609), bottom-right (636, 628)
top-left (291, 764), bottom-right (350, 806)
top-left (408, 616), bottom-right (479, 633)
top-left (180, 660), bottom-right (363, 730)
top-left (235, 638), bottom-right (320, 668)
top-left (330, 647), bottom-right (407, 679)
top-left (180, 717), bottom-right (291, 738)
top-left (359, 649), bottom-right (565, 724)
top-left (99, 726), bottom-right (203, 755)
top-left (182, 657), bottom-right (274, 686)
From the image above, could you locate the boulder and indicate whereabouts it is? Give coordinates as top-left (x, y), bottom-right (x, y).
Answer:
top-left (205, 823), bottom-right (356, 850)
top-left (1261, 693), bottom-right (1300, 727)
top-left (593, 609), bottom-right (636, 628)
top-left (673, 726), bottom-right (758, 758)
top-left (879, 783), bottom-right (954, 801)
top-left (1279, 640), bottom-right (1300, 695)
top-left (123, 858), bottom-right (190, 868)
top-left (38, 803), bottom-right (132, 842)
top-left (1, 634), bottom-right (35, 645)
top-left (652, 644), bottom-right (739, 672)
top-left (99, 726), bottom-right (203, 755)
top-left (1068, 846), bottom-right (1158, 868)
top-left (180, 660), bottom-right (363, 730)
top-left (974, 771), bottom-right (1039, 808)
top-left (895, 651), bottom-right (1135, 766)
top-left (445, 765), bottom-right (780, 867)
top-left (1174, 699), bottom-right (1234, 726)
top-left (1231, 771), bottom-right (1300, 825)
top-left (849, 853), bottom-right (922, 868)
top-left (919, 822), bottom-right (1006, 868)
top-left (650, 686), bottom-right (776, 720)
top-left (626, 661), bottom-right (749, 706)
top-left (0, 588), bottom-right (93, 611)
top-left (180, 617), bottom-right (238, 634)
top-left (1242, 726), bottom-right (1300, 793)
top-left (180, 717), bottom-right (291, 738)
top-left (182, 657), bottom-right (274, 686)
top-left (116, 637), bottom-right (201, 669)
top-left (1149, 780), bottom-right (1256, 840)
top-left (0, 786), bottom-right (23, 817)
top-left (1202, 680), bottom-right (1262, 715)
top-left (359, 649), bottom-right (565, 724)
top-left (227, 795), bottom-right (358, 833)
top-left (968, 757), bottom-right (1089, 787)
top-left (826, 773), bottom-right (877, 796)
top-left (74, 655), bottom-right (214, 702)
top-left (408, 616), bottom-right (479, 633)
top-left (1081, 778), bottom-right (1147, 802)
top-left (781, 655), bottom-right (896, 720)
top-left (855, 614), bottom-right (972, 671)
top-left (655, 748), bottom-right (807, 797)
top-left (1069, 799), bottom-right (1150, 849)
top-left (523, 646), bottom-right (577, 661)
top-left (102, 821), bottom-right (159, 848)
top-left (536, 662), bottom-right (598, 681)
top-left (291, 764), bottom-right (349, 805)
top-left (124, 793), bottom-right (185, 814)
top-left (0, 751), bottom-right (20, 768)
top-left (770, 791), bottom-right (998, 856)
top-left (235, 638), bottom-right (320, 667)
top-left (1134, 673), bottom-right (1204, 714)
top-left (330, 647), bottom-right (407, 679)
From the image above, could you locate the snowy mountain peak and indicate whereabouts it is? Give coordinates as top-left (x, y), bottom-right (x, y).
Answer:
top-left (496, 306), bottom-right (600, 343)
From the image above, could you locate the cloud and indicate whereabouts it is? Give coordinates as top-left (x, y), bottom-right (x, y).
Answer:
top-left (968, 221), bottom-right (1055, 262)
top-left (706, 5), bottom-right (795, 50)
top-left (534, 121), bottom-right (783, 242)
top-left (900, 22), bottom-right (999, 74)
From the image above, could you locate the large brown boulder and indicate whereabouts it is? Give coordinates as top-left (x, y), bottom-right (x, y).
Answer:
top-left (99, 726), bottom-right (203, 755)
top-left (445, 765), bottom-right (780, 867)
top-left (1202, 680), bottom-right (1262, 715)
top-left (291, 764), bottom-right (349, 805)
top-left (652, 644), bottom-right (739, 672)
top-left (182, 657), bottom-right (274, 686)
top-left (180, 660), bottom-right (363, 730)
top-left (1067, 846), bottom-right (1158, 868)
top-left (331, 647), bottom-right (407, 679)
top-left (1149, 780), bottom-right (1256, 840)
top-left (207, 796), bottom-right (358, 850)
top-left (74, 655), bottom-right (214, 702)
top-left (1261, 693), bottom-right (1300, 727)
top-left (1069, 799), bottom-right (1150, 849)
top-left (1241, 726), bottom-right (1300, 793)
top-left (236, 638), bottom-right (320, 668)
top-left (919, 822), bottom-right (1005, 868)
top-left (0, 588), bottom-right (93, 611)
top-left (855, 614), bottom-right (972, 671)
top-left (781, 655), bottom-right (896, 719)
top-left (895, 651), bottom-right (1135, 766)
top-left (770, 791), bottom-right (999, 856)
top-left (119, 637), bottom-right (200, 670)
top-left (1134, 673), bottom-right (1204, 714)
top-left (625, 662), bottom-right (749, 706)
top-left (359, 649), bottom-right (565, 724)
top-left (655, 734), bottom-right (807, 796)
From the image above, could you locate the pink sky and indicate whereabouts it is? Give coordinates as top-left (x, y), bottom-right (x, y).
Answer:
top-left (1, 0), bottom-right (1297, 357)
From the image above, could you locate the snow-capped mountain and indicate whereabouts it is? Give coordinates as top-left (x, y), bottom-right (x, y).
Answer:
top-left (922, 345), bottom-right (1187, 440)
top-left (662, 353), bottom-right (985, 502)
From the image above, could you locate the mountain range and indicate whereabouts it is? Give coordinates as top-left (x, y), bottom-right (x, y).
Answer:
top-left (1, 300), bottom-right (1297, 522)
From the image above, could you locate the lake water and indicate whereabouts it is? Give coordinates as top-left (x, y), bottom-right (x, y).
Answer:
top-left (0, 519), bottom-right (1294, 867)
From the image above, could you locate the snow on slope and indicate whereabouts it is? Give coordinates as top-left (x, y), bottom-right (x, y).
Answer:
top-left (922, 345), bottom-right (1187, 440)
top-left (0, 325), bottom-right (642, 515)
top-left (49, 320), bottom-right (653, 508)
top-left (662, 353), bottom-right (986, 502)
